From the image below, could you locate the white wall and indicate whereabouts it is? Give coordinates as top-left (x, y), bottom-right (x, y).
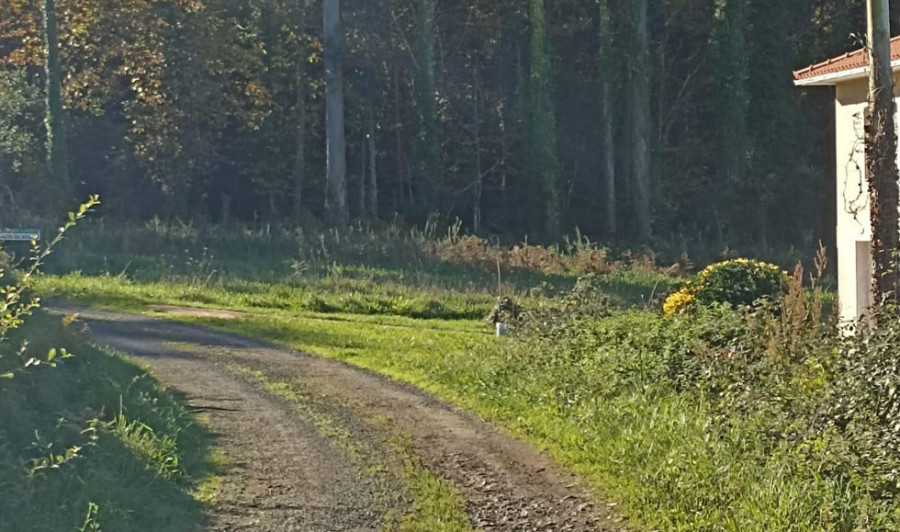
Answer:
top-left (834, 76), bottom-right (900, 322)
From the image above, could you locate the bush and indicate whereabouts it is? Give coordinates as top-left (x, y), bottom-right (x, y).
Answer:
top-left (664, 258), bottom-right (787, 315)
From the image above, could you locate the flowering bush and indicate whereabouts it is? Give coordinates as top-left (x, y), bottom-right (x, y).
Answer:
top-left (663, 259), bottom-right (788, 315)
top-left (662, 287), bottom-right (695, 316)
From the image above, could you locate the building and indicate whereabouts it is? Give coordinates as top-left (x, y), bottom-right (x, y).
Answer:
top-left (794, 38), bottom-right (900, 322)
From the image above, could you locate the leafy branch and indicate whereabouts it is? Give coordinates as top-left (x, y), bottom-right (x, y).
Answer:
top-left (0, 195), bottom-right (100, 379)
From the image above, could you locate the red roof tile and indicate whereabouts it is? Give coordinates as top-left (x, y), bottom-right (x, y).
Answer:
top-left (794, 36), bottom-right (900, 83)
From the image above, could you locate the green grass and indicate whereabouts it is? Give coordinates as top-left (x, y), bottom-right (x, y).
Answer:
top-left (0, 313), bottom-right (217, 531)
top-left (40, 222), bottom-right (871, 531)
top-left (35, 269), bottom-right (888, 531)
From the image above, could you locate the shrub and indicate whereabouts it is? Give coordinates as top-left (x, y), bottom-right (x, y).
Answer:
top-left (664, 258), bottom-right (787, 315)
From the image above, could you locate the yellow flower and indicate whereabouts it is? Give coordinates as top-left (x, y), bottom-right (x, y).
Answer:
top-left (663, 288), bottom-right (695, 316)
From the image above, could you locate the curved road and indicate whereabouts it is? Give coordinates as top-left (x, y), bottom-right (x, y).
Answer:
top-left (70, 308), bottom-right (624, 532)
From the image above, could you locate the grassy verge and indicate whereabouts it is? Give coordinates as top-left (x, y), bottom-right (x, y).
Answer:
top-left (0, 313), bottom-right (218, 531)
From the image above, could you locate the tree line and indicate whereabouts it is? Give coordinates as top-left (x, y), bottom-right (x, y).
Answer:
top-left (0, 0), bottom-right (895, 249)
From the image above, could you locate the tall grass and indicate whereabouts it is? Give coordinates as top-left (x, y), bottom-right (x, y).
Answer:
top-left (36, 218), bottom-right (685, 315)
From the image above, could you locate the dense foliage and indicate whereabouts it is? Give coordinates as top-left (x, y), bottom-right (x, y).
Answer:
top-left (0, 0), bottom-right (883, 251)
top-left (456, 269), bottom-right (900, 530)
top-left (664, 258), bottom-right (787, 314)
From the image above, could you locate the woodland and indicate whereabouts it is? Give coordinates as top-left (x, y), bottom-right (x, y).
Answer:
top-left (0, 0), bottom-right (895, 250)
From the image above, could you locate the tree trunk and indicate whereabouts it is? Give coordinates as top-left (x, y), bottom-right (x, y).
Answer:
top-left (629, 0), bottom-right (652, 240)
top-left (292, 0), bottom-right (307, 221)
top-left (528, 0), bottom-right (560, 238)
top-left (324, 0), bottom-right (349, 226)
top-left (416, 0), bottom-right (439, 213)
top-left (43, 0), bottom-right (69, 190)
top-left (866, 0), bottom-right (900, 305)
top-left (598, 0), bottom-right (616, 240)
top-left (368, 109), bottom-right (378, 218)
top-left (473, 65), bottom-right (483, 234)
top-left (712, 0), bottom-right (748, 244)
top-left (359, 135), bottom-right (367, 217)
top-left (393, 53), bottom-right (411, 207)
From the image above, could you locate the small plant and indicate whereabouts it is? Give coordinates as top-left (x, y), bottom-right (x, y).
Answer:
top-left (1, 196), bottom-right (100, 375)
top-left (561, 275), bottom-right (612, 318)
top-left (486, 297), bottom-right (521, 325)
top-left (664, 258), bottom-right (787, 315)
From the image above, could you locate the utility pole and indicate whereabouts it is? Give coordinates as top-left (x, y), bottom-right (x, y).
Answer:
top-left (866, 0), bottom-right (900, 309)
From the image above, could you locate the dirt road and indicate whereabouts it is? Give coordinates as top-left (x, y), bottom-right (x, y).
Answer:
top-left (71, 308), bottom-right (624, 531)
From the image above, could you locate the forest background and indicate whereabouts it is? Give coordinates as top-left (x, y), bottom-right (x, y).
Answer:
top-left (0, 0), bottom-right (888, 255)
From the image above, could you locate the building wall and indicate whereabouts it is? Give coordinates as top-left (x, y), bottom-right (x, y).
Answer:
top-left (834, 77), bottom-right (900, 322)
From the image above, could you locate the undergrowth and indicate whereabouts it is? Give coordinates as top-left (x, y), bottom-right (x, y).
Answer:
top-left (0, 314), bottom-right (216, 531)
top-left (0, 199), bottom-right (215, 531)
top-left (32, 218), bottom-right (685, 314)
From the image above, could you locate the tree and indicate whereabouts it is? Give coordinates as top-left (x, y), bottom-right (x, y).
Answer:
top-left (527, 0), bottom-right (559, 237)
top-left (293, 0), bottom-right (312, 220)
top-left (324, 0), bottom-right (349, 226)
top-left (628, 0), bottom-right (652, 240)
top-left (415, 0), bottom-right (439, 214)
top-left (42, 0), bottom-right (68, 190)
top-left (598, 0), bottom-right (616, 239)
top-left (866, 0), bottom-right (900, 305)
top-left (711, 0), bottom-right (748, 242)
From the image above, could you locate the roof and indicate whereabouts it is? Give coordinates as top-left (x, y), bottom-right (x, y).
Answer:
top-left (794, 36), bottom-right (900, 86)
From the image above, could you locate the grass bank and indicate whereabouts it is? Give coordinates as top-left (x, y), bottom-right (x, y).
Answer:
top-left (0, 313), bottom-right (218, 531)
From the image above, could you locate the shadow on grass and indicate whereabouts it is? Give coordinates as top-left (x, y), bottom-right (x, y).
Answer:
top-left (0, 313), bottom-right (219, 532)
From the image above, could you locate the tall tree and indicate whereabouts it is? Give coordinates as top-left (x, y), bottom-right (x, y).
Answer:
top-left (292, 38), bottom-right (308, 220)
top-left (598, 0), bottom-right (616, 239)
top-left (866, 0), bottom-right (900, 305)
top-left (367, 107), bottom-right (378, 218)
top-left (324, 0), bottom-right (349, 226)
top-left (292, 0), bottom-right (311, 220)
top-left (628, 0), bottom-right (652, 240)
top-left (42, 0), bottom-right (68, 190)
top-left (415, 0), bottom-right (439, 214)
top-left (527, 0), bottom-right (560, 237)
top-left (472, 63), bottom-right (483, 234)
top-left (711, 0), bottom-right (748, 241)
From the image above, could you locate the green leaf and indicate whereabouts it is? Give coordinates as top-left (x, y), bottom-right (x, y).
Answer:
top-left (1, 372), bottom-right (13, 379)
top-left (47, 348), bottom-right (57, 362)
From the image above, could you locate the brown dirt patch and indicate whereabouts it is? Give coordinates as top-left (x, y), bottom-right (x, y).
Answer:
top-left (149, 305), bottom-right (244, 320)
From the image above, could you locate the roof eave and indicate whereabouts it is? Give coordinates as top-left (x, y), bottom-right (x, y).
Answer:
top-left (794, 59), bottom-right (900, 87)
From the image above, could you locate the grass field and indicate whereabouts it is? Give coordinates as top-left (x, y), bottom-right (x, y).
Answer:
top-left (37, 285), bottom-right (885, 532)
top-left (34, 220), bottom-right (890, 532)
